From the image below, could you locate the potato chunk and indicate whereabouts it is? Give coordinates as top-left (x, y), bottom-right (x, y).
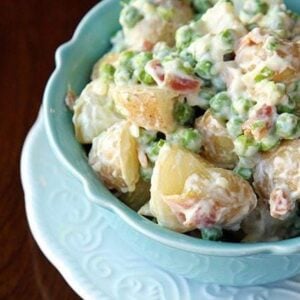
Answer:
top-left (201, 0), bottom-right (246, 37)
top-left (236, 28), bottom-right (300, 84)
top-left (150, 145), bottom-right (257, 232)
top-left (195, 110), bottom-right (238, 169)
top-left (253, 139), bottom-right (300, 220)
top-left (121, 0), bottom-right (193, 51)
top-left (111, 84), bottom-right (179, 134)
top-left (73, 79), bottom-right (123, 144)
top-left (89, 121), bottom-right (139, 193)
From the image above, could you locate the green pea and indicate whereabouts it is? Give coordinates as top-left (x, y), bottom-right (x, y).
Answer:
top-left (226, 117), bottom-right (243, 137)
top-left (277, 97), bottom-right (296, 114)
top-left (147, 139), bottom-right (166, 163)
top-left (132, 52), bottom-right (153, 69)
top-left (115, 51), bottom-right (137, 83)
top-left (266, 37), bottom-right (279, 51)
top-left (234, 135), bottom-right (260, 157)
top-left (201, 228), bottom-right (223, 241)
top-left (179, 50), bottom-right (197, 68)
top-left (192, 0), bottom-right (213, 14)
top-left (233, 166), bottom-right (253, 180)
top-left (259, 134), bottom-right (280, 151)
top-left (254, 66), bottom-right (274, 82)
top-left (287, 81), bottom-right (300, 109)
top-left (275, 113), bottom-right (299, 139)
top-left (131, 52), bottom-right (155, 85)
top-left (209, 92), bottom-right (232, 121)
top-left (120, 6), bottom-right (144, 28)
top-left (153, 43), bottom-right (173, 60)
top-left (194, 87), bottom-right (217, 109)
top-left (212, 77), bottom-right (226, 92)
top-left (176, 26), bottom-right (196, 50)
top-left (137, 70), bottom-right (155, 85)
top-left (221, 29), bottom-right (235, 47)
top-left (256, 1), bottom-right (269, 14)
top-left (168, 128), bottom-right (203, 153)
top-left (100, 64), bottom-right (115, 83)
top-left (244, 0), bottom-right (269, 16)
top-left (138, 129), bottom-right (157, 146)
top-left (232, 97), bottom-right (254, 118)
top-left (195, 60), bottom-right (213, 80)
top-left (174, 102), bottom-right (195, 126)
top-left (119, 50), bottom-right (136, 66)
top-left (157, 7), bottom-right (174, 21)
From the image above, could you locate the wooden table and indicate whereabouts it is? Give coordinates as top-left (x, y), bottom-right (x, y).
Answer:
top-left (1, 1), bottom-right (99, 298)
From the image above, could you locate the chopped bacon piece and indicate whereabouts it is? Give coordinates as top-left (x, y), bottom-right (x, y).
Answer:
top-left (146, 59), bottom-right (165, 83)
top-left (269, 189), bottom-right (295, 220)
top-left (146, 59), bottom-right (201, 94)
top-left (65, 88), bottom-right (77, 111)
top-left (164, 195), bottom-right (217, 228)
top-left (142, 40), bottom-right (155, 51)
top-left (256, 104), bottom-right (275, 118)
top-left (243, 104), bottom-right (275, 140)
top-left (165, 74), bottom-right (201, 94)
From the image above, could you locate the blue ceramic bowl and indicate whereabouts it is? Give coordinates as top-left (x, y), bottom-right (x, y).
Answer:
top-left (44, 0), bottom-right (300, 286)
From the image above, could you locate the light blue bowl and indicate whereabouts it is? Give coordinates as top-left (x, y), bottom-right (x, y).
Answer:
top-left (44, 0), bottom-right (300, 286)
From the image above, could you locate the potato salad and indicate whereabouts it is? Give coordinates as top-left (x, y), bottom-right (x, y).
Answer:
top-left (68, 0), bottom-right (300, 242)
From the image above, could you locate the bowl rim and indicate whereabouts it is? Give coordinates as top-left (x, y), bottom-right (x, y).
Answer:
top-left (43, 0), bottom-right (300, 257)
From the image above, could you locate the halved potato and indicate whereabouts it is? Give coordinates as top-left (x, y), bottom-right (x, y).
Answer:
top-left (195, 110), bottom-right (238, 169)
top-left (89, 121), bottom-right (140, 193)
top-left (236, 29), bottom-right (300, 84)
top-left (111, 84), bottom-right (179, 134)
top-left (253, 139), bottom-right (300, 220)
top-left (73, 78), bottom-right (123, 144)
top-left (150, 145), bottom-right (256, 232)
top-left (150, 145), bottom-right (211, 232)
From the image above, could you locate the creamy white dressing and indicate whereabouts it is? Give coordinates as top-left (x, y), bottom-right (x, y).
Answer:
top-left (201, 1), bottom-right (246, 37)
top-left (72, 0), bottom-right (300, 240)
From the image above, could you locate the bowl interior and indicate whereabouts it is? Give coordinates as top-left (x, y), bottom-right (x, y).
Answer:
top-left (43, 0), bottom-right (300, 256)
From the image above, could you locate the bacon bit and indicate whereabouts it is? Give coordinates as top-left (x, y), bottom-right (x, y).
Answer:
top-left (147, 59), bottom-right (201, 94)
top-left (142, 40), bottom-right (154, 51)
top-left (243, 104), bottom-right (275, 140)
top-left (256, 104), bottom-right (274, 118)
top-left (65, 88), bottom-right (77, 111)
top-left (146, 59), bottom-right (165, 83)
top-left (163, 194), bottom-right (217, 228)
top-left (269, 189), bottom-right (295, 220)
top-left (165, 74), bottom-right (201, 94)
top-left (194, 207), bottom-right (217, 228)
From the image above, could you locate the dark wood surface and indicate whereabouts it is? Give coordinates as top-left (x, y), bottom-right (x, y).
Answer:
top-left (0, 1), bottom-right (99, 298)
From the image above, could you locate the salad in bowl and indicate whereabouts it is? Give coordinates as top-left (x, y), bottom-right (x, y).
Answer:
top-left (68, 0), bottom-right (300, 243)
top-left (44, 0), bottom-right (300, 285)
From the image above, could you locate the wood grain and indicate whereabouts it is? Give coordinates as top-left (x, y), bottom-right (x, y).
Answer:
top-left (0, 1), bottom-right (99, 298)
